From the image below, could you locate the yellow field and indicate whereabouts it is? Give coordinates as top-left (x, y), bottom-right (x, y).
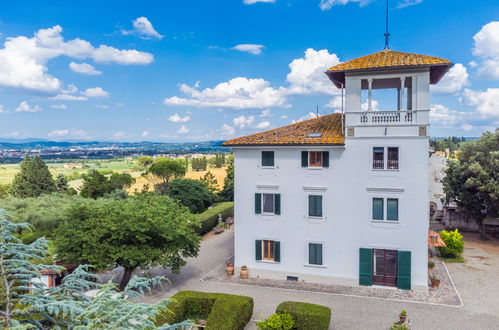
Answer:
top-left (129, 167), bottom-right (228, 192)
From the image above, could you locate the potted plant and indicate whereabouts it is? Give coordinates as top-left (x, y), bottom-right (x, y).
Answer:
top-left (226, 261), bottom-right (234, 276)
top-left (240, 265), bottom-right (249, 279)
top-left (430, 275), bottom-right (440, 288)
top-left (428, 260), bottom-right (435, 270)
top-left (399, 309), bottom-right (407, 323)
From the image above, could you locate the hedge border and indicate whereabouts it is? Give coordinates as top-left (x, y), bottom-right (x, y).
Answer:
top-left (156, 290), bottom-right (253, 330)
top-left (197, 202), bottom-right (234, 235)
top-left (276, 301), bottom-right (331, 330)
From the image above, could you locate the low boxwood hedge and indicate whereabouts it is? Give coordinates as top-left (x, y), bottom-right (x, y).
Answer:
top-left (156, 290), bottom-right (253, 330)
top-left (196, 202), bottom-right (234, 235)
top-left (276, 301), bottom-right (331, 330)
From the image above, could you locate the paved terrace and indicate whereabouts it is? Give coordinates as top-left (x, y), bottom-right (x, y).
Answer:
top-left (102, 229), bottom-right (499, 329)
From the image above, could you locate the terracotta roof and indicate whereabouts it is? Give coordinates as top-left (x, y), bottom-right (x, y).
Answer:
top-left (326, 49), bottom-right (452, 88)
top-left (222, 113), bottom-right (344, 147)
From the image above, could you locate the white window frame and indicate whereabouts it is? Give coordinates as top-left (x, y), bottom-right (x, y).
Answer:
top-left (257, 236), bottom-right (280, 264)
top-left (303, 187), bottom-right (327, 222)
top-left (261, 193), bottom-right (275, 215)
top-left (371, 146), bottom-right (400, 171)
top-left (260, 150), bottom-right (276, 169)
top-left (369, 195), bottom-right (401, 224)
top-left (304, 240), bottom-right (327, 268)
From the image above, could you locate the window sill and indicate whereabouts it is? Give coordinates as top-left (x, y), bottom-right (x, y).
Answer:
top-left (305, 216), bottom-right (326, 224)
top-left (260, 166), bottom-right (276, 169)
top-left (370, 220), bottom-right (401, 229)
top-left (371, 169), bottom-right (400, 172)
top-left (306, 167), bottom-right (325, 170)
top-left (257, 260), bottom-right (279, 264)
top-left (304, 264), bottom-right (327, 269)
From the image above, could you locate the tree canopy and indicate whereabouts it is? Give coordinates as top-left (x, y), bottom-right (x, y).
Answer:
top-left (10, 155), bottom-right (56, 198)
top-left (54, 193), bottom-right (201, 290)
top-left (144, 157), bottom-right (186, 194)
top-left (220, 155), bottom-right (234, 201)
top-left (443, 130), bottom-right (499, 240)
top-left (168, 178), bottom-right (217, 213)
top-left (80, 170), bottom-right (134, 198)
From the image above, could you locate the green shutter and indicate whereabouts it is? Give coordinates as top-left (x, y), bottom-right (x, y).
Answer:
top-left (274, 194), bottom-right (281, 215)
top-left (255, 193), bottom-right (261, 214)
top-left (255, 240), bottom-right (262, 261)
top-left (309, 196), bottom-right (322, 217)
top-left (262, 151), bottom-right (274, 167)
top-left (372, 198), bottom-right (384, 220)
top-left (397, 250), bottom-right (411, 290)
top-left (316, 244), bottom-right (323, 265)
top-left (308, 195), bottom-right (314, 216)
top-left (322, 151), bottom-right (329, 168)
top-left (301, 151), bottom-right (308, 167)
top-left (387, 198), bottom-right (398, 221)
top-left (309, 243), bottom-right (322, 265)
top-left (317, 196), bottom-right (322, 217)
top-left (274, 241), bottom-right (280, 262)
top-left (359, 248), bottom-right (373, 286)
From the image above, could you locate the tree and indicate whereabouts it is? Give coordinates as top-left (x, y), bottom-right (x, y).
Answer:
top-left (54, 193), bottom-right (201, 290)
top-left (145, 157), bottom-right (186, 194)
top-left (0, 211), bottom-right (191, 329)
top-left (80, 170), bottom-right (135, 198)
top-left (55, 173), bottom-right (69, 192)
top-left (137, 155), bottom-right (153, 170)
top-left (200, 171), bottom-right (218, 193)
top-left (0, 184), bottom-right (10, 199)
top-left (443, 130), bottom-right (499, 240)
top-left (10, 155), bottom-right (56, 198)
top-left (168, 178), bottom-right (217, 213)
top-left (220, 155), bottom-right (234, 201)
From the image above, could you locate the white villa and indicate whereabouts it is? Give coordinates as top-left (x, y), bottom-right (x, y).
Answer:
top-left (223, 49), bottom-right (452, 292)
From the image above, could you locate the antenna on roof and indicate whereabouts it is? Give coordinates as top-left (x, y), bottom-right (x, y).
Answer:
top-left (384, 0), bottom-right (390, 49)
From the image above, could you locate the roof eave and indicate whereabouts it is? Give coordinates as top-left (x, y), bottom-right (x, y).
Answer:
top-left (221, 142), bottom-right (345, 147)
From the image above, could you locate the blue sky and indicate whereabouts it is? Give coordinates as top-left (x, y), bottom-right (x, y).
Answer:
top-left (0, 0), bottom-right (498, 141)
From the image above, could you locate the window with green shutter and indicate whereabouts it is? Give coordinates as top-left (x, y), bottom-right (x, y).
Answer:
top-left (255, 193), bottom-right (262, 214)
top-left (261, 151), bottom-right (275, 167)
top-left (372, 198), bottom-right (384, 220)
top-left (255, 240), bottom-right (262, 261)
top-left (274, 194), bottom-right (281, 215)
top-left (308, 195), bottom-right (323, 217)
top-left (397, 250), bottom-right (411, 290)
top-left (308, 243), bottom-right (323, 265)
top-left (322, 151), bottom-right (329, 168)
top-left (301, 151), bottom-right (308, 167)
top-left (359, 248), bottom-right (373, 286)
top-left (387, 198), bottom-right (398, 221)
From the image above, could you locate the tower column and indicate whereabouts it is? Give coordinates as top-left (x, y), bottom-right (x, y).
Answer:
top-left (368, 78), bottom-right (373, 111)
top-left (400, 77), bottom-right (405, 111)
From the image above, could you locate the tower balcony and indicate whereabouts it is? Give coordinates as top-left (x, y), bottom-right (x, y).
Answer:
top-left (346, 109), bottom-right (429, 127)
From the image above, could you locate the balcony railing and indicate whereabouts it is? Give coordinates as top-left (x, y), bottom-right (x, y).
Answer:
top-left (372, 160), bottom-right (399, 170)
top-left (348, 109), bottom-right (429, 126)
top-left (373, 160), bottom-right (384, 169)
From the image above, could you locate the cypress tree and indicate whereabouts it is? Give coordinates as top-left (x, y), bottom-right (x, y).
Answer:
top-left (11, 155), bottom-right (56, 198)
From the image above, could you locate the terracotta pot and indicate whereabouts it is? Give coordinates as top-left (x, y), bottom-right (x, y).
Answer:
top-left (431, 279), bottom-right (441, 288)
top-left (226, 263), bottom-right (234, 276)
top-left (240, 267), bottom-right (249, 279)
top-left (399, 314), bottom-right (407, 323)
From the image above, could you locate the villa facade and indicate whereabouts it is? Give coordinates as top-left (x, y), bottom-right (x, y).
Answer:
top-left (223, 49), bottom-right (452, 292)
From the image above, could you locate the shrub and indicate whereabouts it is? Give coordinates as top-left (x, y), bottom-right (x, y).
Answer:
top-left (197, 202), bottom-right (234, 235)
top-left (276, 301), bottom-right (331, 330)
top-left (438, 229), bottom-right (464, 258)
top-left (257, 313), bottom-right (294, 330)
top-left (156, 290), bottom-right (253, 330)
top-left (168, 178), bottom-right (217, 213)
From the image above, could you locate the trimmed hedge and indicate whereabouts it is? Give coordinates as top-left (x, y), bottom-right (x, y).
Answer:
top-left (276, 301), bottom-right (331, 330)
top-left (197, 202), bottom-right (234, 235)
top-left (156, 290), bottom-right (253, 330)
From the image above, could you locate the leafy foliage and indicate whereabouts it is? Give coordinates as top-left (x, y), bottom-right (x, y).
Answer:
top-left (0, 184), bottom-right (10, 199)
top-left (191, 157), bottom-right (208, 171)
top-left (443, 130), bottom-right (499, 239)
top-left (80, 169), bottom-right (135, 198)
top-left (54, 193), bottom-right (201, 290)
top-left (257, 313), bottom-right (294, 330)
top-left (168, 178), bottom-right (217, 213)
top-left (197, 202), bottom-right (234, 235)
top-left (276, 301), bottom-right (331, 330)
top-left (156, 290), bottom-right (254, 330)
top-left (438, 229), bottom-right (464, 259)
top-left (145, 157), bottom-right (186, 194)
top-left (137, 155), bottom-right (153, 170)
top-left (55, 173), bottom-right (70, 193)
top-left (430, 136), bottom-right (467, 152)
top-left (219, 155), bottom-right (234, 201)
top-left (10, 155), bottom-right (56, 198)
top-left (200, 171), bottom-right (219, 193)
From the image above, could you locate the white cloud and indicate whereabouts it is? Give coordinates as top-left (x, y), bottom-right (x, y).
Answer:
top-left (233, 115), bottom-right (254, 129)
top-left (48, 129), bottom-right (68, 137)
top-left (142, 130), bottom-right (150, 137)
top-left (48, 94), bottom-right (88, 101)
top-left (431, 63), bottom-right (469, 94)
top-left (280, 115), bottom-right (288, 119)
top-left (243, 0), bottom-right (275, 4)
top-left (430, 104), bottom-right (467, 126)
top-left (50, 104), bottom-right (67, 109)
top-left (164, 77), bottom-right (288, 109)
top-left (15, 101), bottom-right (41, 112)
top-left (221, 124), bottom-right (235, 136)
top-left (0, 25), bottom-right (153, 92)
top-left (461, 88), bottom-right (499, 118)
top-left (113, 131), bottom-right (125, 139)
top-left (232, 44), bottom-right (264, 55)
top-left (325, 96), bottom-right (342, 109)
top-left (69, 62), bottom-right (102, 75)
top-left (319, 0), bottom-right (370, 11)
top-left (72, 129), bottom-right (91, 139)
top-left (472, 21), bottom-right (499, 80)
top-left (168, 113), bottom-right (190, 123)
top-left (292, 112), bottom-right (317, 123)
top-left (177, 125), bottom-right (190, 134)
top-left (361, 99), bottom-right (379, 111)
top-left (82, 87), bottom-right (109, 98)
top-left (7, 131), bottom-right (19, 137)
top-left (286, 48), bottom-right (341, 95)
top-left (259, 109), bottom-right (273, 117)
top-left (255, 121), bottom-right (270, 129)
top-left (123, 17), bottom-right (163, 39)
top-left (461, 123), bottom-right (473, 131)
top-left (397, 0), bottom-right (423, 8)
top-left (96, 104), bottom-right (110, 109)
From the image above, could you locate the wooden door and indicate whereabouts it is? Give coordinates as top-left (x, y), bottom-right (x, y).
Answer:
top-left (372, 249), bottom-right (398, 287)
